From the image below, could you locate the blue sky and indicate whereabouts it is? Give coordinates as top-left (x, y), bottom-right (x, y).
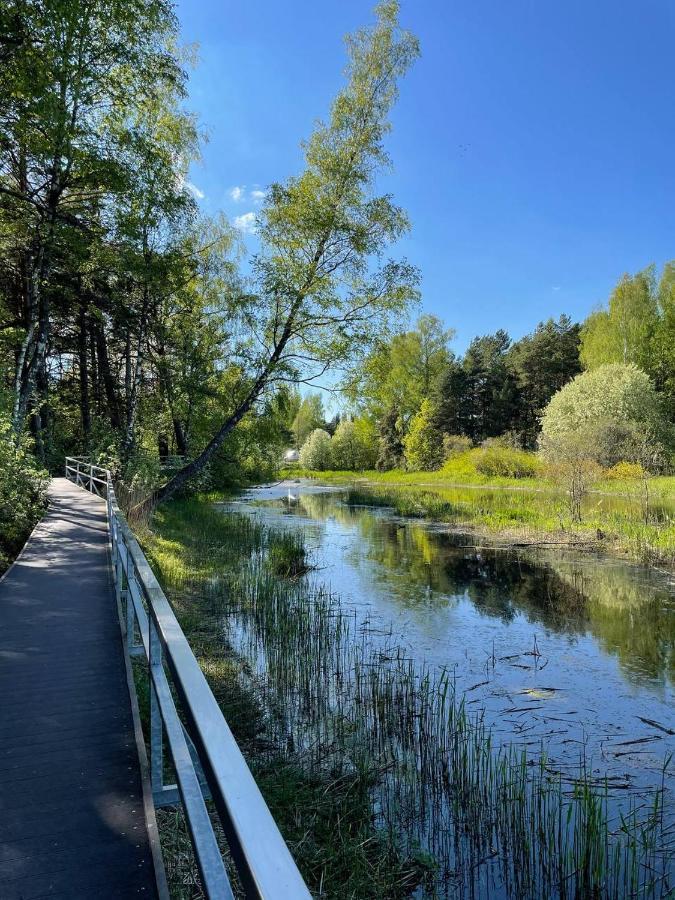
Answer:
top-left (176, 0), bottom-right (675, 353)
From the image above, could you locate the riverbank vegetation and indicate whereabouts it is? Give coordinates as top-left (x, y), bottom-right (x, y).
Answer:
top-left (285, 455), bottom-right (675, 567)
top-left (141, 497), bottom-right (675, 898)
top-left (0, 423), bottom-right (48, 573)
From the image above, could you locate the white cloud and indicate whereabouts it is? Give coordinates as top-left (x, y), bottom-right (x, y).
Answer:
top-left (229, 185), bottom-right (245, 202)
top-left (185, 181), bottom-right (205, 200)
top-left (552, 285), bottom-right (561, 292)
top-left (233, 211), bottom-right (256, 233)
top-left (250, 189), bottom-right (266, 202)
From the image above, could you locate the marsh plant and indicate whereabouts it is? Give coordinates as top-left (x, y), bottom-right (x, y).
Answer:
top-left (147, 500), bottom-right (674, 898)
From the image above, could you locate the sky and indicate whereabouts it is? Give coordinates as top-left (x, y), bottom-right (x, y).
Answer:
top-left (176, 0), bottom-right (675, 353)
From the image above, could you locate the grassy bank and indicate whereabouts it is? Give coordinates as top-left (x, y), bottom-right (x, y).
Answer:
top-left (139, 497), bottom-right (674, 898)
top-left (140, 499), bottom-right (423, 898)
top-left (282, 455), bottom-right (675, 568)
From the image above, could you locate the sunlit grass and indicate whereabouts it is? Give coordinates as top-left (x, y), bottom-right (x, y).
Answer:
top-left (282, 457), bottom-right (675, 567)
top-left (140, 497), bottom-right (675, 898)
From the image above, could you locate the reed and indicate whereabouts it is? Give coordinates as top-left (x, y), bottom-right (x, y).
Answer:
top-left (143, 498), bottom-right (675, 898)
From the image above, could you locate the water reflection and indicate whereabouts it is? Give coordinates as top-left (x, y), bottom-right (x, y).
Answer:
top-left (230, 482), bottom-right (675, 795)
top-left (269, 489), bottom-right (675, 690)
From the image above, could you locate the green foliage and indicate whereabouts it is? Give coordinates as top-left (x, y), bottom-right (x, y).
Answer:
top-left (0, 421), bottom-right (48, 570)
top-left (330, 419), bottom-right (378, 470)
top-left (347, 314), bottom-right (454, 425)
top-left (474, 446), bottom-right (541, 479)
top-left (291, 394), bottom-right (326, 449)
top-left (268, 531), bottom-right (310, 578)
top-left (403, 399), bottom-right (444, 471)
top-left (540, 364), bottom-right (671, 469)
top-left (376, 404), bottom-right (404, 470)
top-left (606, 461), bottom-right (646, 481)
top-left (433, 329), bottom-right (520, 445)
top-left (579, 263), bottom-right (675, 416)
top-left (299, 429), bottom-right (333, 471)
top-left (580, 267), bottom-right (658, 372)
top-left (505, 315), bottom-right (581, 447)
top-left (442, 434), bottom-right (473, 459)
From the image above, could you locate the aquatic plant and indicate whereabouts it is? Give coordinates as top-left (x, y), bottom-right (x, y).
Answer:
top-left (145, 499), bottom-right (675, 898)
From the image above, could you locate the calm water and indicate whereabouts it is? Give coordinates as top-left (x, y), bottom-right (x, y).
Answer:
top-left (228, 480), bottom-right (675, 795)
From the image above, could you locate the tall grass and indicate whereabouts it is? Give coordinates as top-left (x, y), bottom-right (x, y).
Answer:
top-left (340, 483), bottom-right (675, 568)
top-left (144, 498), bottom-right (675, 898)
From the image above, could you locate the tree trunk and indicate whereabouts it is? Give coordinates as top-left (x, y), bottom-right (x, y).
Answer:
top-left (93, 322), bottom-right (121, 429)
top-left (78, 300), bottom-right (91, 446)
top-left (122, 289), bottom-right (149, 460)
top-left (155, 309), bottom-right (298, 503)
top-left (89, 319), bottom-right (99, 413)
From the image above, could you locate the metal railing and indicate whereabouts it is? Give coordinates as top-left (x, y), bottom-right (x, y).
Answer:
top-left (64, 458), bottom-right (311, 900)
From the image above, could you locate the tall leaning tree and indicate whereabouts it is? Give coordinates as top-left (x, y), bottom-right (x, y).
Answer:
top-left (156, 0), bottom-right (420, 502)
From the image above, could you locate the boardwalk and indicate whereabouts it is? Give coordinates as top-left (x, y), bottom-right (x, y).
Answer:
top-left (0, 478), bottom-right (159, 899)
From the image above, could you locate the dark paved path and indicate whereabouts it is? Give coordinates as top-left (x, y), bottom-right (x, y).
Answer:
top-left (0, 478), bottom-right (159, 899)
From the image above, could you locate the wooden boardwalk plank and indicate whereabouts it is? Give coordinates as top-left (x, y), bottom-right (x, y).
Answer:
top-left (0, 478), bottom-right (159, 898)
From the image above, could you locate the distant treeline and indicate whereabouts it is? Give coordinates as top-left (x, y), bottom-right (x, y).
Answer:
top-left (293, 263), bottom-right (675, 473)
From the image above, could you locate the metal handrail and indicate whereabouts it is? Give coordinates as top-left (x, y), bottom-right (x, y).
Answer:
top-left (64, 457), bottom-right (311, 900)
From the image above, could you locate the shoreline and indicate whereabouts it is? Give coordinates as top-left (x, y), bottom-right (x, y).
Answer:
top-left (271, 472), bottom-right (675, 572)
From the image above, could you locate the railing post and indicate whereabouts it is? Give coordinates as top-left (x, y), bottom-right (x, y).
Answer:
top-left (126, 563), bottom-right (137, 655)
top-left (149, 616), bottom-right (164, 797)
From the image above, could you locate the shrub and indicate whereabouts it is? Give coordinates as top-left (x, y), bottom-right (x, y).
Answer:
top-left (442, 434), bottom-right (472, 459)
top-left (0, 423), bottom-right (49, 570)
top-left (605, 461), bottom-right (646, 480)
top-left (474, 447), bottom-right (540, 479)
top-left (541, 431), bottom-right (604, 522)
top-left (403, 400), bottom-right (444, 471)
top-left (540, 364), bottom-right (672, 470)
top-left (330, 419), bottom-right (378, 470)
top-left (480, 431), bottom-right (523, 450)
top-left (299, 429), bottom-right (333, 470)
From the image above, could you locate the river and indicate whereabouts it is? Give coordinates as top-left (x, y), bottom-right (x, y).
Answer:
top-left (224, 479), bottom-right (675, 895)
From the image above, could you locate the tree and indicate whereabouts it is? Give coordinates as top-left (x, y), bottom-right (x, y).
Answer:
top-left (376, 403), bottom-right (404, 469)
top-left (403, 399), bottom-right (444, 471)
top-left (299, 428), bottom-right (333, 470)
top-left (580, 267), bottom-right (658, 373)
top-left (459, 330), bottom-right (519, 443)
top-left (540, 364), bottom-right (672, 469)
top-left (652, 262), bottom-right (675, 411)
top-left (433, 357), bottom-right (471, 438)
top-left (541, 431), bottom-right (603, 524)
top-left (291, 393), bottom-right (326, 448)
top-left (156, 2), bottom-right (420, 501)
top-left (0, 0), bottom-right (187, 445)
top-left (347, 314), bottom-right (454, 426)
top-left (506, 315), bottom-right (581, 447)
top-left (330, 418), bottom-right (377, 470)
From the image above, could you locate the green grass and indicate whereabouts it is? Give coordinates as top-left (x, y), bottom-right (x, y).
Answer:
top-left (282, 452), bottom-right (675, 568)
top-left (139, 499), bottom-right (426, 898)
top-left (138, 497), bottom-right (675, 898)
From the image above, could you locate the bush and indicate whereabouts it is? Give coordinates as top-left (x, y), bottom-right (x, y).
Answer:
top-left (299, 429), bottom-right (333, 470)
top-left (540, 431), bottom-right (604, 522)
top-left (474, 447), bottom-right (540, 479)
top-left (330, 419), bottom-right (378, 470)
top-left (0, 424), bottom-right (49, 571)
top-left (480, 431), bottom-right (524, 450)
top-left (605, 461), bottom-right (646, 480)
top-left (540, 364), bottom-right (672, 470)
top-left (442, 434), bottom-right (472, 459)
